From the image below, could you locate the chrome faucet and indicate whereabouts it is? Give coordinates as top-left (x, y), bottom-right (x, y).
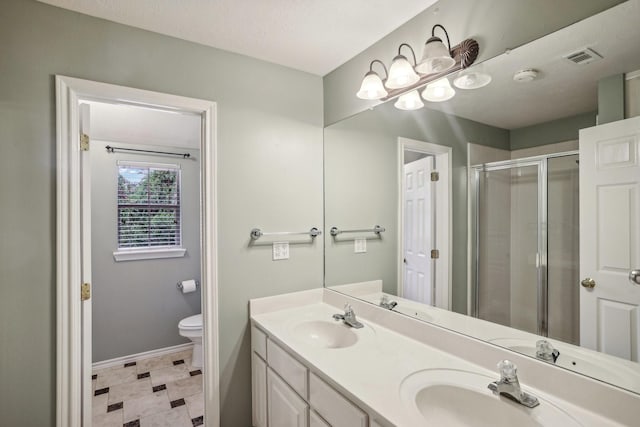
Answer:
top-left (332, 304), bottom-right (364, 329)
top-left (536, 340), bottom-right (560, 363)
top-left (488, 360), bottom-right (539, 408)
top-left (379, 294), bottom-right (398, 310)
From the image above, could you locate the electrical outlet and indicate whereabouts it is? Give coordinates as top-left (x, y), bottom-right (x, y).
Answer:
top-left (354, 238), bottom-right (367, 253)
top-left (273, 242), bottom-right (289, 260)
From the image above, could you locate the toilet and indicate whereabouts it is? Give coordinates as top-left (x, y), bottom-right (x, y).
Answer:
top-left (178, 314), bottom-right (203, 368)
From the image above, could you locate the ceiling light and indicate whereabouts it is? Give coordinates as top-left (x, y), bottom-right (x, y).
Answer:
top-left (513, 69), bottom-right (539, 83)
top-left (385, 43), bottom-right (420, 89)
top-left (415, 25), bottom-right (456, 75)
top-left (394, 90), bottom-right (424, 110)
top-left (422, 78), bottom-right (455, 102)
top-left (356, 60), bottom-right (388, 100)
top-left (453, 64), bottom-right (492, 89)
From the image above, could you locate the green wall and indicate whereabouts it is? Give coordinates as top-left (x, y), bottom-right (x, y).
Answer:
top-left (598, 74), bottom-right (626, 124)
top-left (0, 1), bottom-right (323, 426)
top-left (510, 112), bottom-right (597, 150)
top-left (324, 102), bottom-right (509, 313)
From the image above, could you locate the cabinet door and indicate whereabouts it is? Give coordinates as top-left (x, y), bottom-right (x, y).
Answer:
top-left (267, 368), bottom-right (309, 427)
top-left (310, 410), bottom-right (330, 427)
top-left (252, 353), bottom-right (267, 427)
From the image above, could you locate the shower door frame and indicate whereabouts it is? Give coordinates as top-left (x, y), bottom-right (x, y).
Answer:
top-left (470, 151), bottom-right (577, 336)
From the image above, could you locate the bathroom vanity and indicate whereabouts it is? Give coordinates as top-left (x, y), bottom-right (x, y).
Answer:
top-left (250, 288), bottom-right (639, 427)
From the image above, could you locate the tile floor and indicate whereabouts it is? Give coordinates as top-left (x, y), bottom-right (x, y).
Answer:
top-left (92, 348), bottom-right (204, 427)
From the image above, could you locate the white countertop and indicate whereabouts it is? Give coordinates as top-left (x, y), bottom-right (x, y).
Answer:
top-left (250, 290), bottom-right (627, 427)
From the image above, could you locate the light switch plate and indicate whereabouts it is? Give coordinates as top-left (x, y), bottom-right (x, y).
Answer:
top-left (273, 242), bottom-right (290, 260)
top-left (355, 238), bottom-right (367, 253)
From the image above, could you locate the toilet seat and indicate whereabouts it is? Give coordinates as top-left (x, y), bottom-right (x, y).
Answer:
top-left (179, 314), bottom-right (202, 330)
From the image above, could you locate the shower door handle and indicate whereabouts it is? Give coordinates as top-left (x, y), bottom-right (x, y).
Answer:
top-left (630, 270), bottom-right (640, 286)
top-left (581, 278), bottom-right (596, 289)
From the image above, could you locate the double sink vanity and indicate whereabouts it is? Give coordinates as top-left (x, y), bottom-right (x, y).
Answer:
top-left (250, 288), bottom-right (639, 427)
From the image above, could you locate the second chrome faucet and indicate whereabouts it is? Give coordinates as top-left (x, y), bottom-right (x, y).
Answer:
top-left (332, 303), bottom-right (364, 329)
top-left (488, 360), bottom-right (540, 408)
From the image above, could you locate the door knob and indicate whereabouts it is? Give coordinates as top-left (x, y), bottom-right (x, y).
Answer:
top-left (630, 270), bottom-right (640, 285)
top-left (581, 278), bottom-right (596, 289)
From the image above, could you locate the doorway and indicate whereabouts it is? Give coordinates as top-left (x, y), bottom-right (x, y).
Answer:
top-left (56, 76), bottom-right (219, 427)
top-left (398, 137), bottom-right (452, 309)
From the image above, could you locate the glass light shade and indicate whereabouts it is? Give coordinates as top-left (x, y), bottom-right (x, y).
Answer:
top-left (421, 78), bottom-right (456, 102)
top-left (453, 69), bottom-right (492, 89)
top-left (356, 71), bottom-right (388, 100)
top-left (385, 55), bottom-right (420, 89)
top-left (394, 90), bottom-right (424, 110)
top-left (415, 37), bottom-right (456, 74)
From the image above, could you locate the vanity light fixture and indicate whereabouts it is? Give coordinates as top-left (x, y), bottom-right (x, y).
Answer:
top-left (385, 43), bottom-right (420, 89)
top-left (421, 77), bottom-right (456, 102)
top-left (394, 90), bottom-right (424, 110)
top-left (415, 24), bottom-right (456, 74)
top-left (356, 60), bottom-right (389, 100)
top-left (355, 24), bottom-right (480, 109)
top-left (453, 64), bottom-right (492, 89)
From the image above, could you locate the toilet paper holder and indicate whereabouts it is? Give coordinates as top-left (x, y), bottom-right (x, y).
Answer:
top-left (177, 280), bottom-right (200, 291)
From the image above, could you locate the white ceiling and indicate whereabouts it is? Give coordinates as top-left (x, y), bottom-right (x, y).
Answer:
top-left (37, 0), bottom-right (437, 75)
top-left (86, 101), bottom-right (201, 149)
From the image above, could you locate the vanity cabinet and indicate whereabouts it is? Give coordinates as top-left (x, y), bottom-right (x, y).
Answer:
top-left (251, 325), bottom-right (371, 427)
top-left (267, 367), bottom-right (309, 427)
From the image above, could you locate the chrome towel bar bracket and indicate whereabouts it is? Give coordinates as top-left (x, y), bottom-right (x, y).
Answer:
top-left (250, 227), bottom-right (322, 240)
top-left (330, 225), bottom-right (385, 237)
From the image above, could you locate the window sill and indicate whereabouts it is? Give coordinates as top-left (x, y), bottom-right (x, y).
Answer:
top-left (113, 247), bottom-right (187, 262)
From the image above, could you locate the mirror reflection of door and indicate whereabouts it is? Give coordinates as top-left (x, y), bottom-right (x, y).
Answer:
top-left (402, 152), bottom-right (435, 305)
top-left (579, 116), bottom-right (640, 361)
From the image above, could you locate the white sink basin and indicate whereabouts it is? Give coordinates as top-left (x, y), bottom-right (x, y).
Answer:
top-left (400, 369), bottom-right (582, 427)
top-left (291, 320), bottom-right (359, 349)
top-left (490, 338), bottom-right (640, 394)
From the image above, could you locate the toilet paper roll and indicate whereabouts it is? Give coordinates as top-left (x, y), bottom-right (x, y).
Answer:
top-left (180, 279), bottom-right (197, 293)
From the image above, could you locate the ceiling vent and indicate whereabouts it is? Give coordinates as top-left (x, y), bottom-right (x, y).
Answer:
top-left (564, 48), bottom-right (603, 65)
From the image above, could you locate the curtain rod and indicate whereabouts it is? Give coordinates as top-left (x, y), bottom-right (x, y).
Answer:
top-left (105, 145), bottom-right (191, 158)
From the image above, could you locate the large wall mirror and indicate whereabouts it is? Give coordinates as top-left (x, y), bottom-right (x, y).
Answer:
top-left (324, 1), bottom-right (640, 395)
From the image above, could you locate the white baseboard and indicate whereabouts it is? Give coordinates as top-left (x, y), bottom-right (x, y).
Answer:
top-left (92, 342), bottom-right (194, 371)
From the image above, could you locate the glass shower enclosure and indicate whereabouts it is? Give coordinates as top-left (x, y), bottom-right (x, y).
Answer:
top-left (470, 152), bottom-right (579, 343)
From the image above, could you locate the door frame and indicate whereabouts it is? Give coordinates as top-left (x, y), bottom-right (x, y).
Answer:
top-left (55, 75), bottom-right (220, 427)
top-left (397, 137), bottom-right (452, 309)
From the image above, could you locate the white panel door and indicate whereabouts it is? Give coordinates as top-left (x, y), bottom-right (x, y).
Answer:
top-left (267, 368), bottom-right (309, 427)
top-left (579, 116), bottom-right (640, 361)
top-left (403, 156), bottom-right (434, 304)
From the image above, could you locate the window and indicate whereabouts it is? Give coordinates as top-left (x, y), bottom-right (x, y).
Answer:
top-left (114, 162), bottom-right (185, 260)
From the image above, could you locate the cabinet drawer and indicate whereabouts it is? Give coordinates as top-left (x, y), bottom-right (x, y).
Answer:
top-left (251, 325), bottom-right (267, 360)
top-left (267, 368), bottom-right (309, 427)
top-left (267, 338), bottom-right (308, 398)
top-left (309, 372), bottom-right (367, 427)
top-left (309, 410), bottom-right (330, 427)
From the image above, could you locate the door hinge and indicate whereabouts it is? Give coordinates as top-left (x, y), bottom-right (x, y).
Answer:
top-left (81, 282), bottom-right (91, 301)
top-left (80, 133), bottom-right (90, 151)
top-left (431, 249), bottom-right (440, 259)
top-left (430, 171), bottom-right (439, 182)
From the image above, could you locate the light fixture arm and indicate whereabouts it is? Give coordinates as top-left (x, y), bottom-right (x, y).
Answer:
top-left (397, 43), bottom-right (418, 66)
top-left (369, 59), bottom-right (389, 80)
top-left (432, 24), bottom-right (452, 54)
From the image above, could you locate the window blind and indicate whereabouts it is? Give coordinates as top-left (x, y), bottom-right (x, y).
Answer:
top-left (117, 164), bottom-right (181, 249)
